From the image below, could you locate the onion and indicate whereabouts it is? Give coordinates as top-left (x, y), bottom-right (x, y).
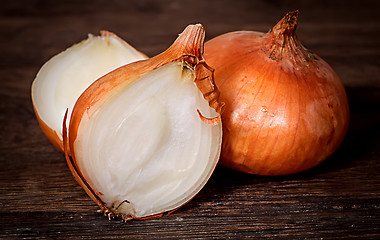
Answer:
top-left (31, 31), bottom-right (147, 151)
top-left (63, 24), bottom-right (223, 220)
top-left (204, 11), bottom-right (349, 175)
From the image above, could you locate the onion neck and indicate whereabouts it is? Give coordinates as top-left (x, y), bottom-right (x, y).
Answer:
top-left (263, 10), bottom-right (316, 65)
top-left (163, 24), bottom-right (205, 65)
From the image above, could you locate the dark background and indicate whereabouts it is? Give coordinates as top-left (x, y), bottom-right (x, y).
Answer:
top-left (1, 0), bottom-right (379, 239)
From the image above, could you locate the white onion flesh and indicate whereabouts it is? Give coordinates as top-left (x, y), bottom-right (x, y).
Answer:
top-left (31, 33), bottom-right (147, 148)
top-left (73, 62), bottom-right (222, 218)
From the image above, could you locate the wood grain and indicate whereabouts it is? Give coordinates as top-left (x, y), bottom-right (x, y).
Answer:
top-left (1, 0), bottom-right (379, 239)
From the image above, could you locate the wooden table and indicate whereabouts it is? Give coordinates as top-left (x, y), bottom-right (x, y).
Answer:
top-left (1, 0), bottom-right (379, 239)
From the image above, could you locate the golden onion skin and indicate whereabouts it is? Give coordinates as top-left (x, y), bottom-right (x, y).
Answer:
top-left (204, 11), bottom-right (349, 175)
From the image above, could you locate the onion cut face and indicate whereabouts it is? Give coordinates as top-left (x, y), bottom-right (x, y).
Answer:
top-left (64, 24), bottom-right (223, 220)
top-left (31, 31), bottom-right (147, 151)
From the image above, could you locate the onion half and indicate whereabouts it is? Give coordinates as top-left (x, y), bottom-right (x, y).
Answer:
top-left (31, 31), bottom-right (147, 151)
top-left (63, 24), bottom-right (223, 220)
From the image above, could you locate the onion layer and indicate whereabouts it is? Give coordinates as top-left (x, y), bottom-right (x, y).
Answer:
top-left (204, 11), bottom-right (349, 175)
top-left (64, 24), bottom-right (223, 220)
top-left (31, 31), bottom-right (147, 151)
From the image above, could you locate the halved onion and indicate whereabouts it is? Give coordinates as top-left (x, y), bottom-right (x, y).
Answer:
top-left (63, 24), bottom-right (224, 220)
top-left (31, 31), bottom-right (147, 151)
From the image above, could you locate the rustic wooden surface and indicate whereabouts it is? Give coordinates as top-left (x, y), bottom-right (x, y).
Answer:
top-left (1, 0), bottom-right (379, 239)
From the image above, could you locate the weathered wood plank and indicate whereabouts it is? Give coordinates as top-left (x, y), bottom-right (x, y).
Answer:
top-left (1, 0), bottom-right (379, 239)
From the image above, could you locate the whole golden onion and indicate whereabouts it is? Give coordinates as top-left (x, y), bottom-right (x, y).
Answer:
top-left (204, 11), bottom-right (349, 175)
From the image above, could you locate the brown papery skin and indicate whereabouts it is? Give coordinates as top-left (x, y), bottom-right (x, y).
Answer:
top-left (204, 11), bottom-right (349, 175)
